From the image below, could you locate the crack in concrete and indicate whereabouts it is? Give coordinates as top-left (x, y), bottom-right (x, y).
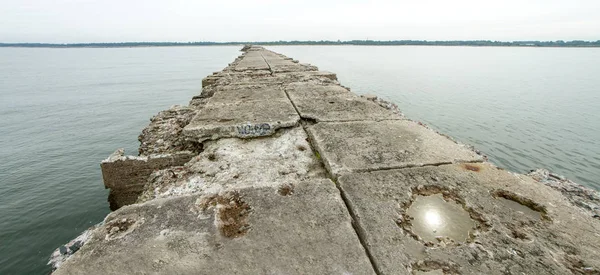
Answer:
top-left (343, 159), bottom-right (486, 175)
top-left (334, 177), bottom-right (384, 275)
top-left (259, 52), bottom-right (274, 76)
top-left (283, 86), bottom-right (383, 275)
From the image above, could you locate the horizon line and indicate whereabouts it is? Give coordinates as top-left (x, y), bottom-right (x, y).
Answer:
top-left (1, 39), bottom-right (600, 48)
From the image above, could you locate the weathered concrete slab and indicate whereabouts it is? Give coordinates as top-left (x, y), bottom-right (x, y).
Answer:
top-left (234, 51), bottom-right (269, 71)
top-left (271, 62), bottom-right (318, 73)
top-left (139, 127), bottom-right (326, 202)
top-left (234, 58), bottom-right (269, 71)
top-left (258, 50), bottom-right (286, 60)
top-left (200, 71), bottom-right (273, 89)
top-left (208, 84), bottom-right (287, 103)
top-left (183, 100), bottom-right (300, 141)
top-left (100, 149), bottom-right (195, 210)
top-left (286, 82), bottom-right (352, 98)
top-left (306, 120), bottom-right (483, 176)
top-left (204, 71), bottom-right (338, 87)
top-left (53, 180), bottom-right (376, 275)
top-left (291, 95), bottom-right (402, 122)
top-left (286, 83), bottom-right (401, 122)
top-left (260, 51), bottom-right (319, 73)
top-left (338, 163), bottom-right (600, 274)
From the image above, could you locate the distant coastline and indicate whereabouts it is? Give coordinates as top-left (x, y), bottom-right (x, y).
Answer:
top-left (1, 40), bottom-right (600, 48)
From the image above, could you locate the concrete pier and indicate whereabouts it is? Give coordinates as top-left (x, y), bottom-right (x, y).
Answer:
top-left (51, 46), bottom-right (600, 274)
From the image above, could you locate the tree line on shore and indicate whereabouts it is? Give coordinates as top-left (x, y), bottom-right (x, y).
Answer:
top-left (2, 40), bottom-right (599, 48)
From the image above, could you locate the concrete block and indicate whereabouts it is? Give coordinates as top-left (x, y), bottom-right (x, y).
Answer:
top-left (291, 95), bottom-right (401, 122)
top-left (234, 54), bottom-right (269, 71)
top-left (338, 163), bottom-right (600, 274)
top-left (202, 75), bottom-right (220, 88)
top-left (286, 83), bottom-right (400, 122)
top-left (183, 100), bottom-right (300, 142)
top-left (100, 150), bottom-right (195, 210)
top-left (271, 63), bottom-right (319, 73)
top-left (53, 180), bottom-right (376, 275)
top-left (210, 71), bottom-right (338, 87)
top-left (282, 71), bottom-right (338, 82)
top-left (306, 120), bottom-right (483, 176)
top-left (286, 83), bottom-right (352, 98)
top-left (259, 51), bottom-right (319, 73)
top-left (209, 84), bottom-right (288, 103)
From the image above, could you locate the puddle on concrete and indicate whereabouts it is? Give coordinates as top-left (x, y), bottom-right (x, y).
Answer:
top-left (496, 197), bottom-right (542, 220)
top-left (406, 194), bottom-right (476, 243)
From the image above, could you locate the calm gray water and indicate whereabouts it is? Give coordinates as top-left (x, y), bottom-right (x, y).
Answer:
top-left (271, 46), bottom-right (600, 188)
top-left (0, 46), bottom-right (241, 274)
top-left (0, 46), bottom-right (599, 274)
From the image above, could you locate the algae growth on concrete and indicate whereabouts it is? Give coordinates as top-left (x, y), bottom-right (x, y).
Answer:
top-left (50, 46), bottom-right (600, 275)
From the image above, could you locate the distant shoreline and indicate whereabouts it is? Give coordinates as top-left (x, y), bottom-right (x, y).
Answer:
top-left (1, 40), bottom-right (600, 48)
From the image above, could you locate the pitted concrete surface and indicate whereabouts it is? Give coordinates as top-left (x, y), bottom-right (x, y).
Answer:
top-left (204, 71), bottom-right (339, 87)
top-left (307, 120), bottom-right (484, 176)
top-left (54, 46), bottom-right (600, 274)
top-left (138, 127), bottom-right (326, 202)
top-left (338, 163), bottom-right (600, 274)
top-left (53, 180), bottom-right (376, 275)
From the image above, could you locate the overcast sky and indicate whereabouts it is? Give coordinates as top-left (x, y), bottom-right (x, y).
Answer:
top-left (2, 0), bottom-right (599, 43)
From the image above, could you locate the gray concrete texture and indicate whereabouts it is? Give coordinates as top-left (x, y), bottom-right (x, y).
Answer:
top-left (207, 83), bottom-right (288, 103)
top-left (338, 163), bottom-right (600, 274)
top-left (54, 46), bottom-right (600, 274)
top-left (138, 127), bottom-right (326, 203)
top-left (183, 99), bottom-right (300, 141)
top-left (202, 70), bottom-right (338, 88)
top-left (286, 83), bottom-right (402, 122)
top-left (53, 180), bottom-right (376, 275)
top-left (100, 149), bottom-right (195, 210)
top-left (233, 51), bottom-right (269, 71)
top-left (307, 120), bottom-right (484, 176)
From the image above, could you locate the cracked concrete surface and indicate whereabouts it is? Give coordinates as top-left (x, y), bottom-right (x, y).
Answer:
top-left (54, 180), bottom-right (375, 275)
top-left (306, 120), bottom-right (484, 177)
top-left (52, 45), bottom-right (600, 275)
top-left (338, 163), bottom-right (600, 274)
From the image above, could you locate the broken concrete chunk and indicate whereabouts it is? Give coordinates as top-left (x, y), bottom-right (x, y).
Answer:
top-left (101, 150), bottom-right (195, 210)
top-left (48, 225), bottom-right (99, 271)
top-left (528, 168), bottom-right (600, 219)
top-left (53, 180), bottom-right (376, 275)
top-left (306, 120), bottom-right (483, 176)
top-left (138, 105), bottom-right (199, 156)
